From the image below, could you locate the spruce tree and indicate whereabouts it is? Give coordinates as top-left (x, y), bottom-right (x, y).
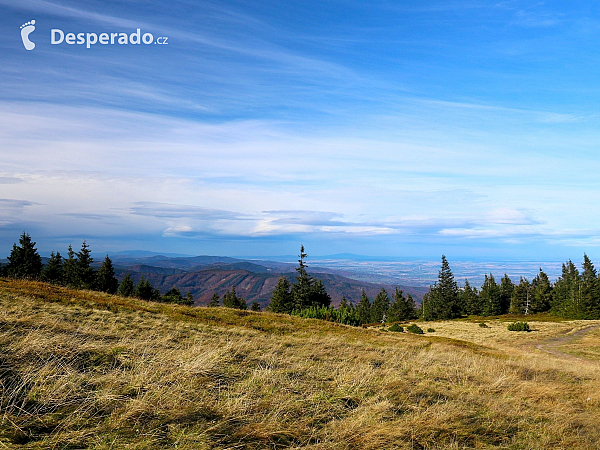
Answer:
top-left (222, 287), bottom-right (247, 310)
top-left (371, 288), bottom-right (390, 323)
top-left (531, 269), bottom-right (552, 313)
top-left (356, 290), bottom-right (371, 324)
top-left (510, 278), bottom-right (531, 314)
top-left (96, 255), bottom-right (118, 294)
top-left (41, 251), bottom-right (64, 284)
top-left (76, 241), bottom-right (95, 289)
top-left (118, 273), bottom-right (135, 297)
top-left (310, 279), bottom-right (331, 308)
top-left (136, 277), bottom-right (156, 301)
top-left (63, 244), bottom-right (78, 286)
top-left (6, 232), bottom-right (43, 279)
top-left (207, 292), bottom-right (220, 307)
top-left (250, 302), bottom-right (261, 311)
top-left (291, 245), bottom-right (314, 310)
top-left (387, 288), bottom-right (417, 322)
top-left (499, 274), bottom-right (514, 314)
top-left (581, 254), bottom-right (600, 318)
top-left (460, 279), bottom-right (481, 316)
top-left (269, 277), bottom-right (293, 313)
top-left (423, 255), bottom-right (460, 320)
top-left (480, 274), bottom-right (501, 316)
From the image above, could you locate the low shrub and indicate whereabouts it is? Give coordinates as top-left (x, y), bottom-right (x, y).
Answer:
top-left (388, 324), bottom-right (404, 332)
top-left (406, 324), bottom-right (424, 334)
top-left (427, 328), bottom-right (435, 333)
top-left (479, 322), bottom-right (489, 328)
top-left (507, 322), bottom-right (530, 332)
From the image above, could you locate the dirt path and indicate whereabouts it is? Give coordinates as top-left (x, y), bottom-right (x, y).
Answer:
top-left (535, 325), bottom-right (600, 361)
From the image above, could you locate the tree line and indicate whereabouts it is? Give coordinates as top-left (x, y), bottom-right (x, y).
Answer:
top-left (423, 255), bottom-right (600, 320)
top-left (1, 232), bottom-right (193, 306)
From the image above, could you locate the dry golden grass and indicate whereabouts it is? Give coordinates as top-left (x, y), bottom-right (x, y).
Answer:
top-left (1, 278), bottom-right (599, 449)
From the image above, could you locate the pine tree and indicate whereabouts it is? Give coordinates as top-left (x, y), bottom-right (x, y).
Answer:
top-left (310, 279), bottom-right (331, 308)
top-left (339, 296), bottom-right (349, 311)
top-left (460, 279), bottom-right (481, 316)
top-left (356, 290), bottom-right (371, 324)
top-left (207, 292), bottom-right (220, 307)
top-left (291, 245), bottom-right (314, 310)
top-left (371, 288), bottom-right (390, 323)
top-left (76, 241), bottom-right (95, 289)
top-left (552, 261), bottom-right (583, 318)
top-left (136, 277), bottom-right (157, 301)
top-left (510, 278), bottom-right (531, 314)
top-left (41, 251), bottom-right (64, 284)
top-left (6, 232), bottom-right (43, 279)
top-left (480, 274), bottom-right (501, 316)
top-left (96, 255), bottom-right (118, 294)
top-left (269, 277), bottom-right (293, 313)
top-left (250, 302), bottom-right (261, 311)
top-left (118, 273), bottom-right (135, 297)
top-left (423, 255), bottom-right (460, 320)
top-left (63, 244), bottom-right (78, 286)
top-left (387, 288), bottom-right (417, 322)
top-left (499, 274), bottom-right (514, 314)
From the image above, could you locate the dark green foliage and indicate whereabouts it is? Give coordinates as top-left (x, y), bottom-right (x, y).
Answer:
top-left (406, 324), bottom-right (424, 334)
top-left (499, 274), bottom-right (514, 314)
top-left (161, 287), bottom-right (193, 305)
top-left (63, 244), bottom-right (78, 287)
top-left (6, 232), bottom-right (43, 279)
top-left (207, 292), bottom-right (220, 307)
top-left (76, 241), bottom-right (95, 289)
top-left (387, 288), bottom-right (417, 322)
top-left (530, 269), bottom-right (552, 314)
top-left (96, 255), bottom-right (118, 294)
top-left (269, 277), bottom-right (293, 313)
top-left (581, 254), bottom-right (600, 318)
top-left (291, 305), bottom-right (361, 326)
top-left (479, 322), bottom-right (489, 328)
top-left (41, 251), bottom-right (64, 284)
top-left (423, 255), bottom-right (461, 320)
top-left (117, 273), bottom-right (135, 297)
top-left (507, 322), bottom-right (530, 332)
top-left (136, 277), bottom-right (159, 301)
top-left (480, 274), bottom-right (501, 316)
top-left (427, 328), bottom-right (435, 333)
top-left (250, 301), bottom-right (261, 311)
top-left (356, 290), bottom-right (372, 325)
top-left (551, 258), bottom-right (600, 319)
top-left (223, 286), bottom-right (247, 310)
top-left (370, 288), bottom-right (390, 323)
top-left (460, 279), bottom-right (481, 316)
top-left (388, 324), bottom-right (404, 332)
top-left (510, 278), bottom-right (531, 314)
top-left (186, 292), bottom-right (195, 306)
top-left (290, 246), bottom-right (331, 310)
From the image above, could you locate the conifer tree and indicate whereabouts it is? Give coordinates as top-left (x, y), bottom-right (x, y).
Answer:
top-left (552, 261), bottom-right (583, 318)
top-left (250, 302), bottom-right (261, 311)
top-left (531, 269), bottom-right (552, 313)
top-left (76, 241), bottom-right (95, 289)
top-left (581, 254), bottom-right (600, 318)
top-left (460, 279), bottom-right (481, 316)
top-left (371, 288), bottom-right (390, 323)
top-left (185, 292), bottom-right (194, 306)
top-left (291, 245), bottom-right (314, 310)
top-left (339, 296), bottom-right (349, 311)
top-left (269, 277), bottom-right (293, 313)
top-left (207, 292), bottom-right (220, 307)
top-left (510, 278), bottom-right (531, 314)
top-left (63, 244), bottom-right (78, 286)
top-left (96, 255), bottom-right (118, 294)
top-left (387, 288), bottom-right (417, 322)
top-left (310, 279), bottom-right (331, 308)
top-left (223, 286), bottom-right (247, 310)
top-left (423, 255), bottom-right (460, 320)
top-left (356, 290), bottom-right (371, 324)
top-left (118, 273), bottom-right (135, 297)
top-left (136, 277), bottom-right (157, 301)
top-left (6, 232), bottom-right (43, 279)
top-left (42, 251), bottom-right (64, 284)
top-left (499, 274), bottom-right (514, 314)
top-left (480, 274), bottom-right (501, 316)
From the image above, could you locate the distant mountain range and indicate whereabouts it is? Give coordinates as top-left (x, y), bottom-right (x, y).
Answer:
top-left (110, 254), bottom-right (427, 307)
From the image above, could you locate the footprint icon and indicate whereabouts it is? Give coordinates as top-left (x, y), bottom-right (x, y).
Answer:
top-left (20, 20), bottom-right (36, 50)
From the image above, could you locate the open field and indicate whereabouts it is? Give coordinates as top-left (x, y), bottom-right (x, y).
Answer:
top-left (1, 279), bottom-right (599, 449)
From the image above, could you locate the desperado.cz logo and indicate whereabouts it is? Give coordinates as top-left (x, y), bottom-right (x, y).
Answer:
top-left (20, 19), bottom-right (168, 50)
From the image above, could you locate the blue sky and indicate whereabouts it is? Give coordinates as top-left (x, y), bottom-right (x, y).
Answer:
top-left (1, 0), bottom-right (600, 261)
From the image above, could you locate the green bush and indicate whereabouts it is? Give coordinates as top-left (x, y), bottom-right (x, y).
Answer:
top-left (427, 328), bottom-right (435, 333)
top-left (507, 322), bottom-right (530, 332)
top-left (479, 322), bottom-right (489, 328)
top-left (406, 324), bottom-right (424, 334)
top-left (388, 324), bottom-right (404, 332)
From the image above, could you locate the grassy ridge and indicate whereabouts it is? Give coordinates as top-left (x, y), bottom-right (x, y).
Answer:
top-left (1, 279), bottom-right (599, 449)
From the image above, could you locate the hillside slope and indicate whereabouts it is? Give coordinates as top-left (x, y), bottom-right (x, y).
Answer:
top-left (1, 279), bottom-right (599, 449)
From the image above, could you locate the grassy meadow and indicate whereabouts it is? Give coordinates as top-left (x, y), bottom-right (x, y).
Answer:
top-left (1, 278), bottom-right (599, 449)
